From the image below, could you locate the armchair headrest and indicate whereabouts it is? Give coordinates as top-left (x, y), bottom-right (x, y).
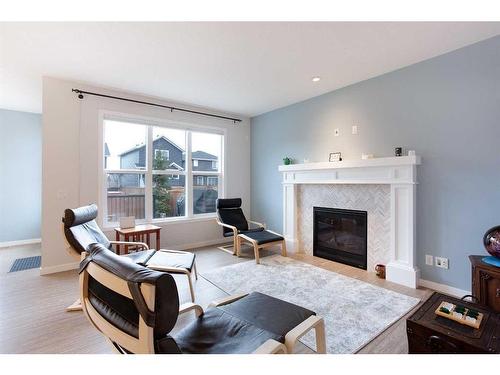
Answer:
top-left (62, 204), bottom-right (110, 255)
top-left (216, 198), bottom-right (242, 210)
top-left (81, 243), bottom-right (180, 339)
top-left (63, 204), bottom-right (98, 228)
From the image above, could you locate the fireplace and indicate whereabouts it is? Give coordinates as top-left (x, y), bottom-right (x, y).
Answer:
top-left (313, 207), bottom-right (367, 269)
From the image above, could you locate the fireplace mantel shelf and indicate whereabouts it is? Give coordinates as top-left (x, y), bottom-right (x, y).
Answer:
top-left (278, 155), bottom-right (420, 172)
top-left (278, 155), bottom-right (421, 289)
top-left (279, 155), bottom-right (421, 186)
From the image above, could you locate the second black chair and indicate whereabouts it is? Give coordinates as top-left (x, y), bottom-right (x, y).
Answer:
top-left (216, 198), bottom-right (287, 263)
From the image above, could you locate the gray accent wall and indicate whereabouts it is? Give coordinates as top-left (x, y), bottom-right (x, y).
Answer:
top-left (251, 35), bottom-right (500, 291)
top-left (0, 109), bottom-right (42, 242)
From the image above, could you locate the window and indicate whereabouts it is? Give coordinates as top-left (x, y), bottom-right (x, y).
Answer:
top-left (191, 131), bottom-right (222, 215)
top-left (103, 118), bottom-right (223, 225)
top-left (154, 149), bottom-right (169, 160)
top-left (207, 177), bottom-right (218, 186)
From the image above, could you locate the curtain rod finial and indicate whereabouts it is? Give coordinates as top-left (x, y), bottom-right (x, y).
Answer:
top-left (72, 88), bottom-right (84, 99)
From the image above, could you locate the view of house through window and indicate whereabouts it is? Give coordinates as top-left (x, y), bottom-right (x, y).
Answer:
top-left (103, 119), bottom-right (223, 224)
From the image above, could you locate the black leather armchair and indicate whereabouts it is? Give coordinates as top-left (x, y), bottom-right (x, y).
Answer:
top-left (63, 204), bottom-right (198, 303)
top-left (216, 198), bottom-right (287, 263)
top-left (79, 243), bottom-right (326, 354)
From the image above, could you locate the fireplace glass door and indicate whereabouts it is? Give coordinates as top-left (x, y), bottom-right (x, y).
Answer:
top-left (313, 207), bottom-right (367, 269)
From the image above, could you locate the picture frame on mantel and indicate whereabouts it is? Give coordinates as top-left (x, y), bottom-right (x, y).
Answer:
top-left (329, 152), bottom-right (342, 162)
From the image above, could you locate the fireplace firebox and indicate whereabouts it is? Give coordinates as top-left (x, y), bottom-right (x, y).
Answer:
top-left (313, 207), bottom-right (367, 269)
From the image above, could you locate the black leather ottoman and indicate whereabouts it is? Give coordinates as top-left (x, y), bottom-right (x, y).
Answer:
top-left (237, 230), bottom-right (287, 263)
top-left (173, 292), bottom-right (320, 354)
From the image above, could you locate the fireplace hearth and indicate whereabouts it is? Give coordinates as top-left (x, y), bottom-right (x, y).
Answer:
top-left (313, 207), bottom-right (367, 269)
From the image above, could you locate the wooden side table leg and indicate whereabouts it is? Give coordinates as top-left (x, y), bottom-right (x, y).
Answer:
top-left (115, 231), bottom-right (120, 255)
top-left (156, 230), bottom-right (160, 250)
top-left (146, 233), bottom-right (150, 250)
top-left (125, 234), bottom-right (129, 255)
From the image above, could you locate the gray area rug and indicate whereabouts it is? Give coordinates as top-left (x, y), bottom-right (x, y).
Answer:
top-left (201, 255), bottom-right (419, 353)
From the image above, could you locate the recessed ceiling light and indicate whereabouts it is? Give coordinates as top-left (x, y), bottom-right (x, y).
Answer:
top-left (312, 76), bottom-right (321, 82)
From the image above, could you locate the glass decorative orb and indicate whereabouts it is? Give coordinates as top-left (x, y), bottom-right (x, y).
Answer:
top-left (483, 226), bottom-right (500, 258)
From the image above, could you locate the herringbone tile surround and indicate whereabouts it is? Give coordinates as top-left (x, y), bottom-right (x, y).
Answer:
top-left (297, 184), bottom-right (390, 271)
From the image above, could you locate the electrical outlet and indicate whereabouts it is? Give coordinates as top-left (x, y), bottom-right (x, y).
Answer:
top-left (352, 125), bottom-right (358, 135)
top-left (334, 128), bottom-right (340, 137)
top-left (425, 254), bottom-right (433, 266)
top-left (435, 256), bottom-right (449, 269)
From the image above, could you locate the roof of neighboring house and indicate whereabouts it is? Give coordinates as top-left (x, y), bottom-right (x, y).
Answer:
top-left (104, 143), bottom-right (110, 157)
top-left (117, 135), bottom-right (217, 160)
top-left (118, 136), bottom-right (184, 157)
top-left (192, 150), bottom-right (217, 160)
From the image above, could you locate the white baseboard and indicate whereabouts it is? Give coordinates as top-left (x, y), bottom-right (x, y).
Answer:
top-left (40, 261), bottom-right (79, 275)
top-left (0, 238), bottom-right (41, 249)
top-left (419, 278), bottom-right (470, 298)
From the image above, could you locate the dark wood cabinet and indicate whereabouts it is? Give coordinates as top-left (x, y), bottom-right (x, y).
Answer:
top-left (470, 255), bottom-right (500, 313)
top-left (407, 292), bottom-right (500, 353)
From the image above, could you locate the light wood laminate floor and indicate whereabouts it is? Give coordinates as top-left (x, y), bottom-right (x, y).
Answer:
top-left (0, 243), bottom-right (432, 354)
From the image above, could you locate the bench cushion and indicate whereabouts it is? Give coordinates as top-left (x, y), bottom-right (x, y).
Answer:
top-left (145, 250), bottom-right (196, 272)
top-left (173, 306), bottom-right (281, 354)
top-left (218, 292), bottom-right (315, 342)
top-left (171, 292), bottom-right (315, 354)
top-left (240, 230), bottom-right (284, 245)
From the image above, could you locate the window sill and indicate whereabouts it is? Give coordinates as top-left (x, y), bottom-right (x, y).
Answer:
top-left (102, 214), bottom-right (217, 231)
top-left (152, 214), bottom-right (218, 225)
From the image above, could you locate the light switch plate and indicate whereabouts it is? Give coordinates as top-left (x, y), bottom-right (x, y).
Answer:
top-left (352, 125), bottom-right (358, 135)
top-left (425, 254), bottom-right (433, 266)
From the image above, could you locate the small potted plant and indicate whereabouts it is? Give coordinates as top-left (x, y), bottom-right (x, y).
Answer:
top-left (283, 157), bottom-right (292, 165)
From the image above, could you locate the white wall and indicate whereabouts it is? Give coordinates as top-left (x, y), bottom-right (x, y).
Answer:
top-left (41, 77), bottom-right (250, 274)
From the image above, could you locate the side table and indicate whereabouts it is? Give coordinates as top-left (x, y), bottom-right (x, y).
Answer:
top-left (114, 224), bottom-right (161, 255)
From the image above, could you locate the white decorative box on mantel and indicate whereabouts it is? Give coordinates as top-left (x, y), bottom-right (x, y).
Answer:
top-left (278, 155), bottom-right (421, 288)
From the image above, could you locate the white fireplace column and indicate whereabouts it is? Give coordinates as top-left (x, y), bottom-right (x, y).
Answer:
top-left (279, 156), bottom-right (421, 289)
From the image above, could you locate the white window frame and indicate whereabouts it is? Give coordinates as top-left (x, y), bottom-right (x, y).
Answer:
top-left (193, 159), bottom-right (199, 167)
top-left (99, 111), bottom-right (226, 228)
top-left (207, 176), bottom-right (218, 186)
top-left (154, 149), bottom-right (169, 160)
top-left (211, 160), bottom-right (218, 170)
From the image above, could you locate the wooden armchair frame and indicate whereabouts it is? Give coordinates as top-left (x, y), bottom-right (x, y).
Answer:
top-left (109, 240), bottom-right (149, 252)
top-left (146, 249), bottom-right (198, 303)
top-left (215, 218), bottom-right (266, 255)
top-left (79, 256), bottom-right (291, 354)
top-left (64, 225), bottom-right (198, 313)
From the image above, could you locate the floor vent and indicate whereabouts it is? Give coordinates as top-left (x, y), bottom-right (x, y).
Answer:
top-left (9, 255), bottom-right (41, 273)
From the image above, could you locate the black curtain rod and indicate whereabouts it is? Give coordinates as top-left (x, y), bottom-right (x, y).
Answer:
top-left (71, 88), bottom-right (242, 123)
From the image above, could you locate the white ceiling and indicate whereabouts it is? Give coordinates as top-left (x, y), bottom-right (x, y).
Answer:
top-left (1, 22), bottom-right (500, 117)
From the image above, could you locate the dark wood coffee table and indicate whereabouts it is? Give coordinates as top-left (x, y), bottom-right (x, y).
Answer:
top-left (407, 292), bottom-right (499, 353)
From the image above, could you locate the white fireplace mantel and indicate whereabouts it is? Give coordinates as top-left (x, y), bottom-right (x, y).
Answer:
top-left (279, 155), bottom-right (421, 288)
